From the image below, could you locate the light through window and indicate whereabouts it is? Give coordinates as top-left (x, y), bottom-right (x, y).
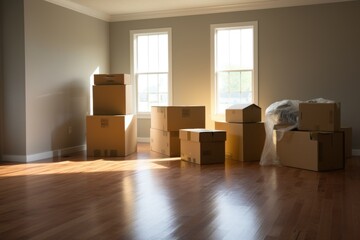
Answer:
top-left (212, 22), bottom-right (258, 115)
top-left (131, 29), bottom-right (171, 115)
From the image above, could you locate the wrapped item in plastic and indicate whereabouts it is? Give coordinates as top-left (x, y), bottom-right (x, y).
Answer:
top-left (259, 99), bottom-right (301, 166)
top-left (305, 98), bottom-right (335, 104)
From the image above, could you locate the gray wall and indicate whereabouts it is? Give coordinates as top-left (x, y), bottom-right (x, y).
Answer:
top-left (110, 1), bottom-right (360, 150)
top-left (0, 1), bottom-right (3, 161)
top-left (1, 0), bottom-right (109, 162)
top-left (1, 0), bottom-right (27, 160)
top-left (23, 0), bottom-right (109, 159)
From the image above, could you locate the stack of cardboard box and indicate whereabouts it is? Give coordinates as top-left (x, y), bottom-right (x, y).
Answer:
top-left (277, 102), bottom-right (352, 171)
top-left (215, 104), bottom-right (266, 161)
top-left (150, 106), bottom-right (205, 156)
top-left (86, 74), bottom-right (137, 157)
top-left (179, 129), bottom-right (226, 164)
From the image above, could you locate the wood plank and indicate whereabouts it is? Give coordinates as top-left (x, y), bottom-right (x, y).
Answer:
top-left (0, 143), bottom-right (359, 239)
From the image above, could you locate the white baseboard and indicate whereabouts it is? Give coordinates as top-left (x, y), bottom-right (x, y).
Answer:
top-left (2, 145), bottom-right (86, 163)
top-left (3, 145), bottom-right (359, 163)
top-left (137, 137), bottom-right (150, 143)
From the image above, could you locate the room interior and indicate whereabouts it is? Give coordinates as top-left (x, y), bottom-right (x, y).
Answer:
top-left (1, 0), bottom-right (360, 239)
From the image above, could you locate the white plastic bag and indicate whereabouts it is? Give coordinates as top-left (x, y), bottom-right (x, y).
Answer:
top-left (259, 100), bottom-right (301, 166)
top-left (259, 98), bottom-right (335, 166)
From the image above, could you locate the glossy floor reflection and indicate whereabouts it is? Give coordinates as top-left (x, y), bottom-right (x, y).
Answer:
top-left (0, 143), bottom-right (360, 239)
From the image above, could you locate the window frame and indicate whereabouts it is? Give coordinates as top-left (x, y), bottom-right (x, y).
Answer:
top-left (210, 21), bottom-right (258, 121)
top-left (130, 28), bottom-right (172, 119)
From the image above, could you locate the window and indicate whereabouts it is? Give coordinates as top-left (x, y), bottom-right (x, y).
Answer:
top-left (131, 28), bottom-right (172, 117)
top-left (211, 22), bottom-right (258, 117)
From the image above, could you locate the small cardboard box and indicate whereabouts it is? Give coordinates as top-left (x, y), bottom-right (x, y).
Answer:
top-left (215, 121), bottom-right (265, 162)
top-left (340, 127), bottom-right (352, 158)
top-left (277, 130), bottom-right (344, 171)
top-left (298, 102), bottom-right (340, 132)
top-left (93, 85), bottom-right (133, 115)
top-left (86, 115), bottom-right (137, 157)
top-left (179, 128), bottom-right (227, 142)
top-left (94, 74), bottom-right (131, 85)
top-left (150, 128), bottom-right (180, 157)
top-left (179, 129), bottom-right (226, 165)
top-left (225, 103), bottom-right (261, 123)
top-left (151, 106), bottom-right (205, 131)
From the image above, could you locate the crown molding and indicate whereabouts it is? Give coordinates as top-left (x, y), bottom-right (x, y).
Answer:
top-left (110, 0), bottom-right (352, 22)
top-left (45, 0), bottom-right (111, 21)
top-left (46, 0), bottom-right (352, 22)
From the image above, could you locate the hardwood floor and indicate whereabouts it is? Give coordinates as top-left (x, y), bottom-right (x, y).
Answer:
top-left (1, 143), bottom-right (360, 240)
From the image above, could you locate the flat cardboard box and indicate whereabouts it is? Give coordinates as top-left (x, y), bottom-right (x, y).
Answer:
top-left (179, 128), bottom-right (226, 142)
top-left (277, 130), bottom-right (344, 171)
top-left (341, 127), bottom-right (352, 158)
top-left (180, 140), bottom-right (225, 165)
top-left (215, 121), bottom-right (265, 162)
top-left (150, 128), bottom-right (180, 157)
top-left (94, 74), bottom-right (131, 85)
top-left (86, 115), bottom-right (137, 157)
top-left (93, 85), bottom-right (133, 115)
top-left (151, 106), bottom-right (205, 131)
top-left (298, 102), bottom-right (340, 131)
top-left (225, 103), bottom-right (261, 123)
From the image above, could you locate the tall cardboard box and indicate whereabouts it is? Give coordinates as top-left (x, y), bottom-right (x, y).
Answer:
top-left (93, 85), bottom-right (133, 115)
top-left (94, 74), bottom-right (131, 85)
top-left (225, 104), bottom-right (261, 123)
top-left (179, 129), bottom-right (226, 165)
top-left (150, 128), bottom-right (180, 157)
top-left (298, 102), bottom-right (340, 131)
top-left (277, 130), bottom-right (344, 171)
top-left (151, 106), bottom-right (205, 131)
top-left (215, 121), bottom-right (265, 162)
top-left (86, 115), bottom-right (137, 157)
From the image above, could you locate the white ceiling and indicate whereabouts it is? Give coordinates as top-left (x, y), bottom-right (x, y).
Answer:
top-left (45, 0), bottom-right (352, 21)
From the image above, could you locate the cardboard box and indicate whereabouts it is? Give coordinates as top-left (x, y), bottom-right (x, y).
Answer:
top-left (86, 115), bottom-right (137, 157)
top-left (179, 128), bottom-right (226, 142)
top-left (215, 121), bottom-right (265, 162)
top-left (299, 102), bottom-right (340, 131)
top-left (277, 130), bottom-right (344, 171)
top-left (341, 127), bottom-right (352, 158)
top-left (151, 106), bottom-right (205, 131)
top-left (225, 103), bottom-right (261, 123)
top-left (93, 85), bottom-right (133, 115)
top-left (180, 129), bottom-right (226, 165)
top-left (150, 128), bottom-right (180, 157)
top-left (94, 74), bottom-right (131, 85)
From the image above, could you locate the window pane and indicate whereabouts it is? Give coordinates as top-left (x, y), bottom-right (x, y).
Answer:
top-left (134, 30), bottom-right (170, 113)
top-left (138, 74), bottom-right (148, 93)
top-left (217, 70), bottom-right (253, 112)
top-left (148, 74), bottom-right (158, 93)
top-left (149, 93), bottom-right (158, 103)
top-left (148, 35), bottom-right (159, 72)
top-left (158, 74), bottom-right (168, 93)
top-left (138, 102), bottom-right (149, 112)
top-left (137, 36), bottom-right (148, 73)
top-left (240, 28), bottom-right (253, 69)
top-left (229, 29), bottom-right (241, 70)
top-left (217, 30), bottom-right (229, 70)
top-left (159, 94), bottom-right (168, 105)
top-left (158, 34), bottom-right (168, 72)
top-left (214, 24), bottom-right (255, 114)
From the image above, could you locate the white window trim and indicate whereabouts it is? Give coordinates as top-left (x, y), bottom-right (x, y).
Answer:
top-left (130, 28), bottom-right (173, 119)
top-left (210, 21), bottom-right (258, 122)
